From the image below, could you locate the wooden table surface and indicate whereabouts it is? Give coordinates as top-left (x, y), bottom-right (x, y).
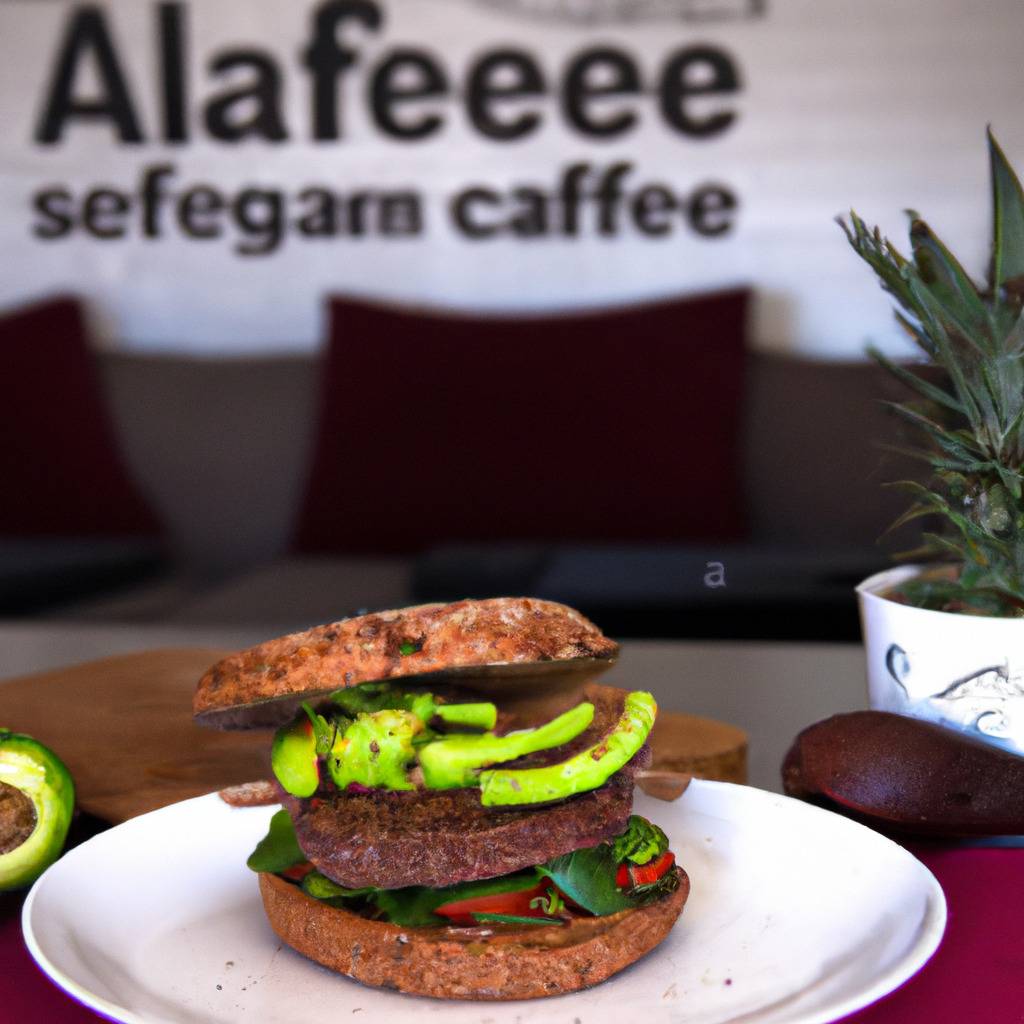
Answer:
top-left (0, 647), bottom-right (748, 823)
top-left (0, 649), bottom-right (269, 822)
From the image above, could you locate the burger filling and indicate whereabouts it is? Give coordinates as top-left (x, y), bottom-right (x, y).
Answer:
top-left (248, 811), bottom-right (679, 928)
top-left (270, 681), bottom-right (656, 806)
top-left (254, 680), bottom-right (675, 926)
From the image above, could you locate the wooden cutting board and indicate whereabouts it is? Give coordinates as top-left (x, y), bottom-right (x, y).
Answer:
top-left (0, 649), bottom-right (746, 823)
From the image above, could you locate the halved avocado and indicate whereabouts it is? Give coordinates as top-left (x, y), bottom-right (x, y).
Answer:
top-left (0, 730), bottom-right (75, 890)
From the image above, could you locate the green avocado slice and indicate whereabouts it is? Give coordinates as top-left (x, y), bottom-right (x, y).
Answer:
top-left (271, 716), bottom-right (320, 798)
top-left (271, 683), bottom-right (501, 796)
top-left (331, 685), bottom-right (497, 731)
top-left (478, 691), bottom-right (657, 806)
top-left (0, 730), bottom-right (75, 891)
top-left (268, 686), bottom-right (654, 802)
top-left (327, 709), bottom-right (421, 790)
top-left (418, 701), bottom-right (595, 789)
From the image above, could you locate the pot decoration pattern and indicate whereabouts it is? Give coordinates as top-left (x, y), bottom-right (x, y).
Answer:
top-left (858, 566), bottom-right (1024, 757)
top-left (886, 644), bottom-right (1024, 746)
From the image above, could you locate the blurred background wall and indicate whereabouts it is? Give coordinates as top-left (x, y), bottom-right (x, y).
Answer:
top-left (2, 0), bottom-right (1022, 355)
top-left (1, 0), bottom-right (1022, 641)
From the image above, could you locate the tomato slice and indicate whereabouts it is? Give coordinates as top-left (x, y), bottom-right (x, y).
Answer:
top-left (435, 882), bottom-right (553, 925)
top-left (615, 850), bottom-right (675, 889)
top-left (280, 861), bottom-right (315, 881)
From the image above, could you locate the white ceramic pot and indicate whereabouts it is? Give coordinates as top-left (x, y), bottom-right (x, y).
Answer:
top-left (857, 564), bottom-right (1024, 756)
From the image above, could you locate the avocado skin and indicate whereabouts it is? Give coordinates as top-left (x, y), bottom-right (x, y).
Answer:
top-left (0, 730), bottom-right (75, 890)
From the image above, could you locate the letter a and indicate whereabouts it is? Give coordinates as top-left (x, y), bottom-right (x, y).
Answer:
top-left (36, 6), bottom-right (144, 143)
top-left (704, 561), bottom-right (726, 588)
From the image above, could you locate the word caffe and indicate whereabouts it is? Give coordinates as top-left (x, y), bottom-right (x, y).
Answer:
top-left (35, 1), bottom-right (743, 144)
top-left (33, 162), bottom-right (736, 253)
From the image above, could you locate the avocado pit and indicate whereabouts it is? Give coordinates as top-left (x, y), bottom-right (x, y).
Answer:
top-left (0, 781), bottom-right (36, 855)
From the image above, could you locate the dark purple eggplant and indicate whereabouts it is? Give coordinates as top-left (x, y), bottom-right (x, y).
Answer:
top-left (783, 711), bottom-right (1024, 836)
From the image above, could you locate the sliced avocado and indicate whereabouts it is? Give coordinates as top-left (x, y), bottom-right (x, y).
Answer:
top-left (478, 691), bottom-right (657, 806)
top-left (331, 684), bottom-right (497, 732)
top-left (0, 730), bottom-right (75, 890)
top-left (431, 701), bottom-right (497, 730)
top-left (274, 686), bottom-right (494, 794)
top-left (418, 701), bottom-right (595, 789)
top-left (328, 709), bottom-right (422, 790)
top-left (300, 701), bottom-right (340, 756)
top-left (330, 683), bottom-right (393, 717)
top-left (271, 716), bottom-right (320, 798)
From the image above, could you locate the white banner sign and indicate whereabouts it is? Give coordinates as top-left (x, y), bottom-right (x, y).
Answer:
top-left (0, 0), bottom-right (1022, 355)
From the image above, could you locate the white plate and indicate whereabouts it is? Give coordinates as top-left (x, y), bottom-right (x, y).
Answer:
top-left (23, 781), bottom-right (945, 1024)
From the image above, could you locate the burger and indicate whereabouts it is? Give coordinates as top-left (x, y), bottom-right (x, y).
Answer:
top-left (193, 597), bottom-right (688, 1000)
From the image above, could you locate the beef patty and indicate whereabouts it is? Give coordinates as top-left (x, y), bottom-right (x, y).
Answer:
top-left (288, 684), bottom-right (650, 889)
top-left (288, 760), bottom-right (642, 890)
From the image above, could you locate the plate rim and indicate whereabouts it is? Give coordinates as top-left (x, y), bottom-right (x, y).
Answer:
top-left (21, 793), bottom-right (230, 1024)
top-left (679, 781), bottom-right (948, 1024)
top-left (22, 781), bottom-right (948, 1024)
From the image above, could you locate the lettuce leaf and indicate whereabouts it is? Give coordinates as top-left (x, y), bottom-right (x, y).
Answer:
top-left (246, 809), bottom-right (305, 873)
top-left (471, 913), bottom-right (563, 926)
top-left (247, 810), bottom-right (676, 926)
top-left (537, 824), bottom-right (678, 916)
top-left (536, 841), bottom-right (633, 915)
top-left (611, 815), bottom-right (669, 866)
top-left (371, 871), bottom-right (539, 927)
top-left (301, 870), bottom-right (377, 901)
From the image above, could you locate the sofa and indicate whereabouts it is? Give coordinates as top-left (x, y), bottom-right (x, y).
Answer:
top-left (1, 294), bottom-right (922, 639)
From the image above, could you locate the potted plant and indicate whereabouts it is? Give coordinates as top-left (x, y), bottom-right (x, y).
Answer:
top-left (845, 130), bottom-right (1024, 755)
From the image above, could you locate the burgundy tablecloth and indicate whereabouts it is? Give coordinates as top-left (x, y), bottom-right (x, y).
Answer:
top-left (3, 846), bottom-right (1022, 1023)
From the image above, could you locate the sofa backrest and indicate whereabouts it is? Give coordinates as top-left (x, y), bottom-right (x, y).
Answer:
top-left (743, 352), bottom-right (918, 549)
top-left (97, 350), bottom-right (920, 574)
top-left (99, 354), bottom-right (318, 575)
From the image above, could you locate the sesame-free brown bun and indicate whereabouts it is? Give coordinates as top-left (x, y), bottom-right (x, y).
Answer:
top-left (194, 598), bottom-right (618, 729)
top-left (258, 868), bottom-right (689, 1000)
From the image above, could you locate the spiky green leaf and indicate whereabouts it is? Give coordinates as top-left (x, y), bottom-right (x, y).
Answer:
top-left (1001, 308), bottom-right (1024, 355)
top-left (844, 132), bottom-right (1024, 616)
top-left (909, 215), bottom-right (995, 352)
top-left (893, 311), bottom-right (936, 358)
top-left (903, 271), bottom-right (993, 436)
top-left (839, 213), bottom-right (917, 313)
top-left (883, 501), bottom-right (939, 535)
top-left (884, 403), bottom-right (986, 462)
top-left (868, 346), bottom-right (962, 414)
top-left (995, 463), bottom-right (1023, 500)
top-left (1003, 402), bottom-right (1024, 463)
top-left (988, 128), bottom-right (1024, 297)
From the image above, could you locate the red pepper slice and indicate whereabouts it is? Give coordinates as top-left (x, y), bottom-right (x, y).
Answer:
top-left (435, 882), bottom-right (554, 926)
top-left (615, 850), bottom-right (675, 889)
top-left (280, 861), bottom-right (315, 881)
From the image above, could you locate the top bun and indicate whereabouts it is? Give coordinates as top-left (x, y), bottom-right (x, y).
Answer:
top-left (193, 598), bottom-right (618, 729)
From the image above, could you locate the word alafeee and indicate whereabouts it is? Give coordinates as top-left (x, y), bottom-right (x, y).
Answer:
top-left (36, 1), bottom-right (742, 144)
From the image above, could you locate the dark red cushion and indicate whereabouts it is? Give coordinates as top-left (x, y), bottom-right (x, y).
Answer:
top-left (296, 291), bottom-right (749, 554)
top-left (0, 297), bottom-right (159, 537)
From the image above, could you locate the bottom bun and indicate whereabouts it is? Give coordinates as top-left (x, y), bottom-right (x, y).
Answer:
top-left (259, 868), bottom-right (689, 1000)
